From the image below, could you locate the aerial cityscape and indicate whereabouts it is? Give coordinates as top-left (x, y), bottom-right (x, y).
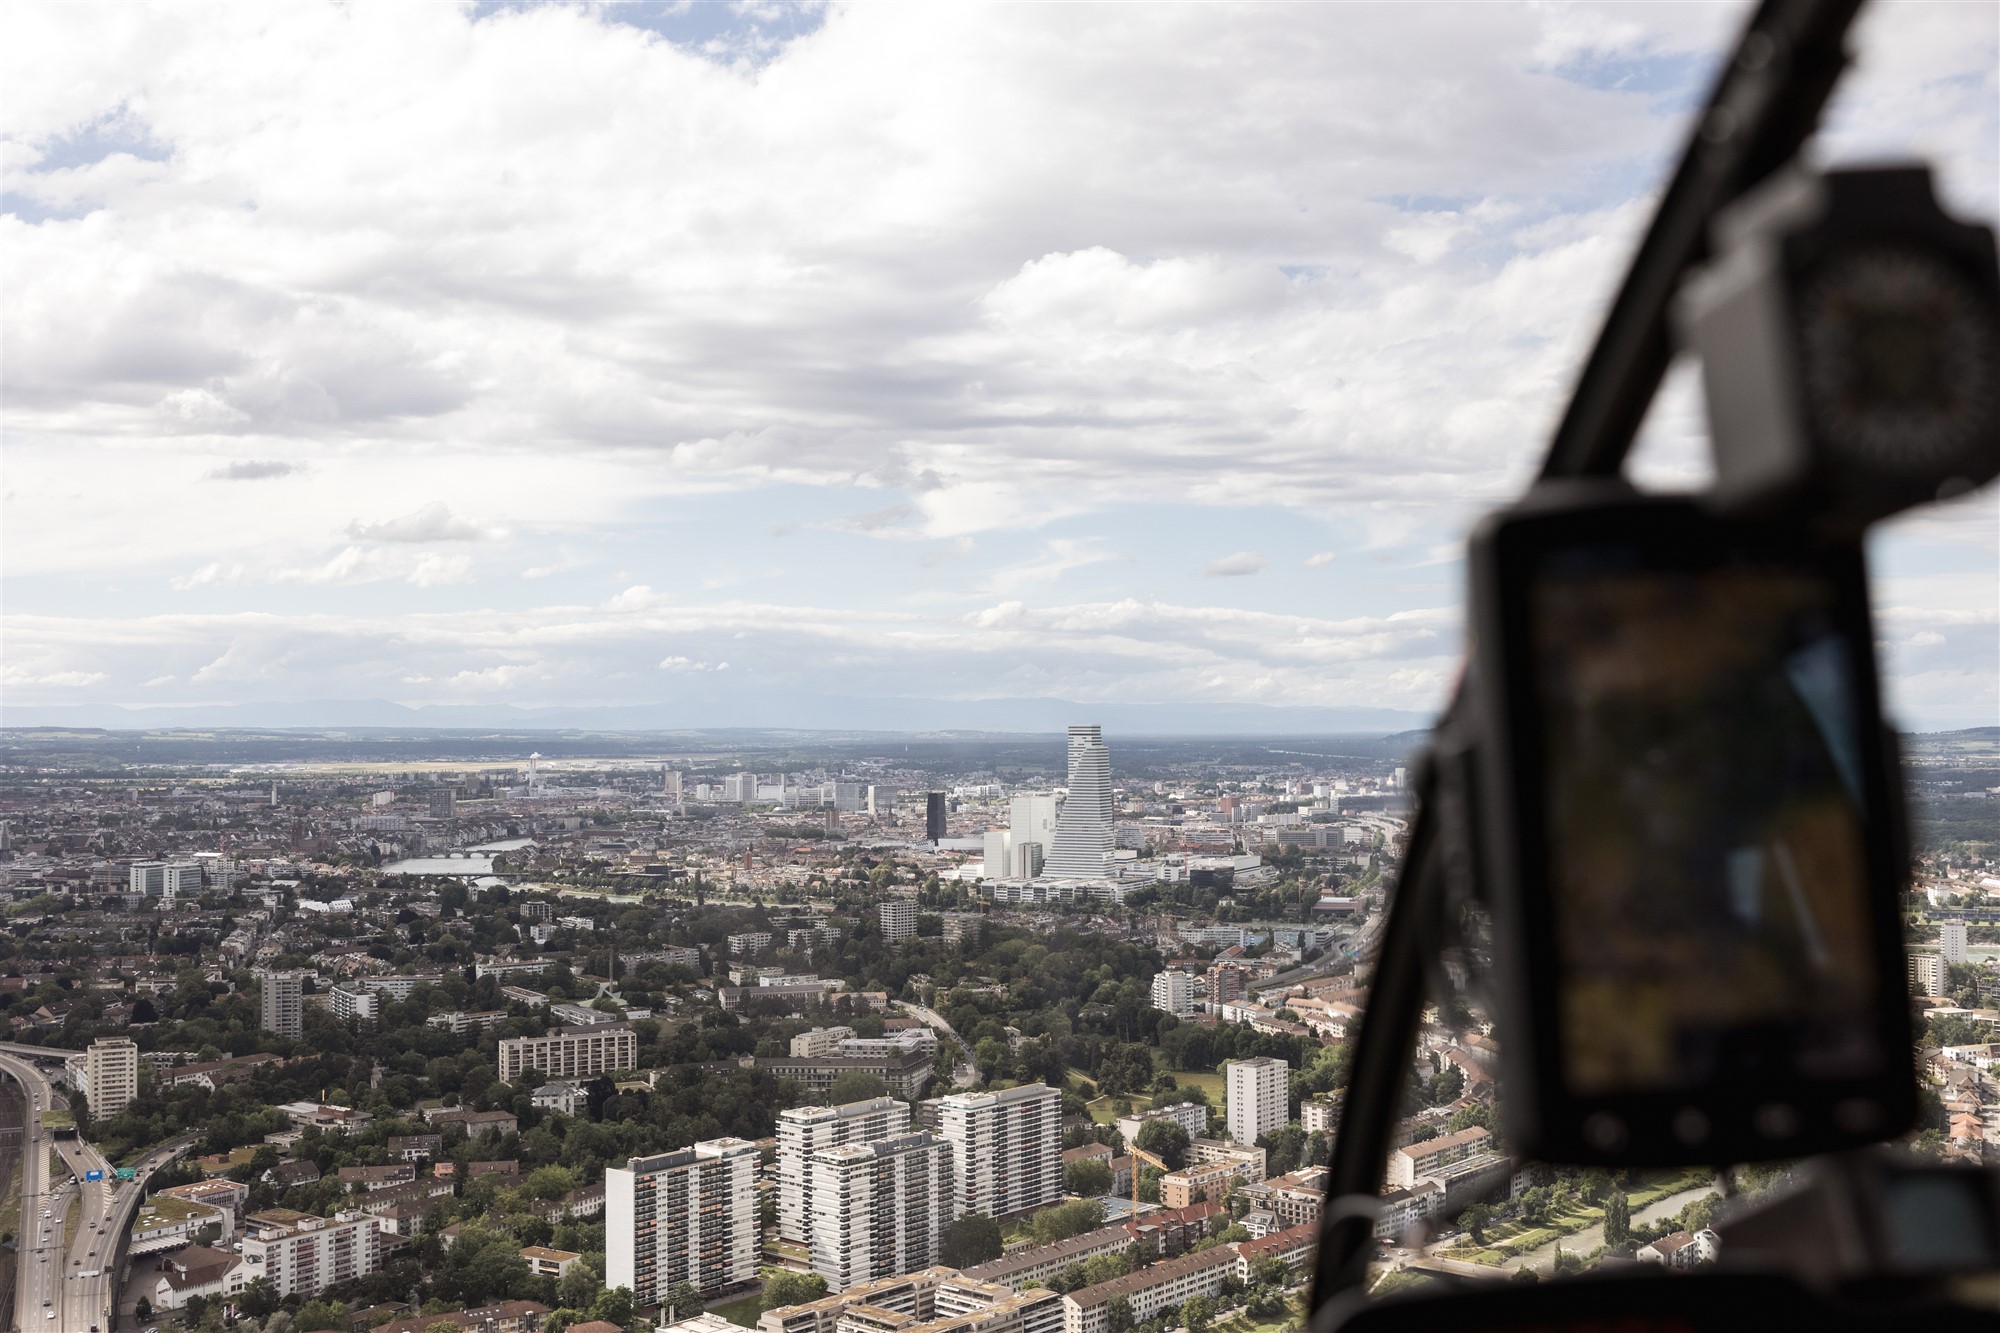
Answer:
top-left (0, 720), bottom-right (1990, 1333)
top-left (4, 1), bottom-right (1998, 1331)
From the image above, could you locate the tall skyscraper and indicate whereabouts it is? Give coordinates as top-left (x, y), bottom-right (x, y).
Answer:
top-left (260, 970), bottom-right (304, 1040)
top-left (1045, 726), bottom-right (1114, 880)
top-left (1225, 1057), bottom-right (1289, 1148)
top-left (777, 1096), bottom-right (912, 1243)
top-left (606, 1137), bottom-right (759, 1303)
top-left (83, 1037), bottom-right (139, 1120)
top-left (807, 1133), bottom-right (955, 1291)
top-left (937, 1083), bottom-right (1063, 1218)
top-left (925, 792), bottom-right (948, 843)
top-left (1941, 919), bottom-right (1968, 966)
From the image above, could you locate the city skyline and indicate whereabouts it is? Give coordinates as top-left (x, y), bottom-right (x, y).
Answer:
top-left (4, 3), bottom-right (1996, 733)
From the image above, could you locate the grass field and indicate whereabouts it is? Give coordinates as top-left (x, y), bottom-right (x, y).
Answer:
top-left (1071, 1066), bottom-right (1227, 1125)
top-left (712, 1292), bottom-right (765, 1328)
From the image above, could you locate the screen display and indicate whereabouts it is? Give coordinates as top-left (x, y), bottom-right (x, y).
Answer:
top-left (1532, 554), bottom-right (1885, 1097)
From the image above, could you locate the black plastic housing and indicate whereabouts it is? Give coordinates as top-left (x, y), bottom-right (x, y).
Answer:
top-left (1469, 483), bottom-right (1916, 1166)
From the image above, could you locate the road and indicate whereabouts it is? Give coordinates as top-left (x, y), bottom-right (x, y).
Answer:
top-left (0, 1052), bottom-right (195, 1333)
top-left (893, 1001), bottom-right (980, 1090)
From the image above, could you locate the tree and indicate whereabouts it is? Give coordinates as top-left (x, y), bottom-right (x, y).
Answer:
top-left (1106, 1297), bottom-right (1135, 1333)
top-left (762, 1269), bottom-right (831, 1310)
top-left (1134, 1119), bottom-right (1190, 1170)
top-left (827, 1070), bottom-right (892, 1104)
top-left (667, 1281), bottom-right (706, 1322)
top-left (940, 1213), bottom-right (1005, 1267)
top-left (1602, 1190), bottom-right (1631, 1248)
top-left (1029, 1199), bottom-right (1107, 1246)
top-left (296, 1300), bottom-right (346, 1331)
top-left (1457, 1202), bottom-right (1490, 1244)
top-left (1182, 1294), bottom-right (1217, 1333)
top-left (1066, 1158), bottom-right (1114, 1197)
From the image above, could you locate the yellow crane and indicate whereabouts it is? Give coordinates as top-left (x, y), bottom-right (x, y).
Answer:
top-left (1126, 1143), bottom-right (1170, 1236)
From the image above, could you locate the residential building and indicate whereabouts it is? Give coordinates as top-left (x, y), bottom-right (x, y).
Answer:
top-left (806, 1133), bottom-right (955, 1290)
top-left (497, 1024), bottom-right (638, 1083)
top-left (84, 1035), bottom-right (140, 1120)
top-left (1387, 1126), bottom-right (1493, 1190)
top-left (1375, 1179), bottom-right (1446, 1242)
top-left (1911, 952), bottom-right (1946, 998)
top-left (148, 1245), bottom-right (247, 1312)
top-left (1185, 1137), bottom-right (1266, 1179)
top-left (328, 982), bottom-right (383, 1025)
top-left (1160, 1160), bottom-right (1253, 1209)
top-left (961, 1225), bottom-right (1136, 1292)
top-left (532, 1082), bottom-right (588, 1115)
top-left (791, 1026), bottom-right (859, 1058)
top-left (238, 1208), bottom-right (384, 1299)
top-left (606, 1137), bottom-right (759, 1303)
top-left (1237, 1166), bottom-right (1327, 1231)
top-left (1061, 1244), bottom-right (1236, 1333)
top-left (1151, 970), bottom-right (1196, 1016)
top-left (1229, 1224), bottom-right (1318, 1281)
top-left (427, 1009), bottom-right (507, 1036)
top-left (756, 1269), bottom-right (954, 1333)
top-left (879, 899), bottom-right (918, 944)
top-left (1225, 1057), bottom-right (1288, 1147)
top-left (1046, 726), bottom-right (1114, 880)
top-left (761, 1049), bottom-right (935, 1100)
top-left (728, 931), bottom-right (773, 957)
top-left (937, 1083), bottom-right (1063, 1218)
top-left (1942, 919), bottom-right (1969, 966)
top-left (1637, 1229), bottom-right (1721, 1269)
top-left (261, 970), bottom-right (304, 1040)
top-left (1116, 1100), bottom-right (1209, 1146)
top-left (778, 1096), bottom-right (912, 1244)
top-left (1300, 1094), bottom-right (1341, 1136)
top-left (521, 1245), bottom-right (583, 1279)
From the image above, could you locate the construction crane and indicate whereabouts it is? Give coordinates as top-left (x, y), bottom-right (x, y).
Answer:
top-left (1125, 1144), bottom-right (1170, 1238)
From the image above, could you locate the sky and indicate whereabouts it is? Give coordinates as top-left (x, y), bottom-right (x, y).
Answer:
top-left (2, 0), bottom-right (1996, 733)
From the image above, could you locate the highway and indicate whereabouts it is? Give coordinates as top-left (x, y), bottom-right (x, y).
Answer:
top-left (0, 1052), bottom-right (194, 1333)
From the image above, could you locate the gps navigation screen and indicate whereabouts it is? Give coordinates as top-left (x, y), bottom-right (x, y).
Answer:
top-left (1532, 555), bottom-right (1885, 1097)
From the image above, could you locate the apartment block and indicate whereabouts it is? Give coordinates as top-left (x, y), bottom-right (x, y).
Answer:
top-left (606, 1137), bottom-right (759, 1304)
top-left (84, 1036), bottom-right (140, 1120)
top-left (937, 1083), bottom-right (1063, 1219)
top-left (1060, 1244), bottom-right (1236, 1333)
top-left (777, 1096), bottom-right (912, 1244)
top-left (496, 1024), bottom-right (638, 1083)
top-left (328, 983), bottom-right (381, 1025)
top-left (878, 899), bottom-right (918, 944)
top-left (238, 1208), bottom-right (383, 1299)
top-left (1225, 1056), bottom-right (1288, 1147)
top-left (1386, 1126), bottom-right (1493, 1190)
top-left (260, 970), bottom-right (305, 1040)
top-left (807, 1133), bottom-right (955, 1290)
top-left (1115, 1100), bottom-right (1209, 1147)
top-left (1150, 970), bottom-right (1196, 1015)
top-left (960, 1224), bottom-right (1135, 1292)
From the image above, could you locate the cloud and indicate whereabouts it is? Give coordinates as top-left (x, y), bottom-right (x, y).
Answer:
top-left (205, 459), bottom-right (301, 481)
top-left (1304, 552), bottom-right (1338, 569)
top-left (1204, 551), bottom-right (1268, 577)
top-left (344, 502), bottom-right (488, 543)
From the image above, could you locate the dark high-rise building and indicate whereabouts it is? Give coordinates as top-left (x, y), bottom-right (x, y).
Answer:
top-left (428, 787), bottom-right (456, 819)
top-left (925, 792), bottom-right (947, 843)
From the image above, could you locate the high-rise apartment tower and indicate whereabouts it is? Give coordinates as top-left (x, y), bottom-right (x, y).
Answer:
top-left (777, 1097), bottom-right (912, 1244)
top-left (606, 1137), bottom-right (760, 1304)
top-left (1225, 1056), bottom-right (1289, 1148)
top-left (261, 970), bottom-right (304, 1040)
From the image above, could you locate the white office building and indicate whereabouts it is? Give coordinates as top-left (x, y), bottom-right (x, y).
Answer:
top-left (1151, 971), bottom-right (1196, 1016)
top-left (606, 1137), bottom-right (760, 1303)
top-left (128, 861), bottom-right (168, 896)
top-left (1941, 919), bottom-right (1969, 966)
top-left (985, 794), bottom-right (1060, 879)
top-left (260, 970), bottom-right (304, 1040)
top-left (778, 1096), bottom-right (913, 1244)
top-left (808, 1133), bottom-right (955, 1291)
top-left (723, 772), bottom-right (758, 804)
top-left (938, 1083), bottom-right (1063, 1218)
top-left (1045, 727), bottom-right (1114, 880)
top-left (162, 862), bottom-right (205, 901)
top-left (1226, 1057), bottom-right (1289, 1148)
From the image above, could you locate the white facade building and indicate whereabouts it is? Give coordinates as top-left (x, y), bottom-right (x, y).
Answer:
top-left (1150, 971), bottom-right (1196, 1016)
top-left (162, 862), bottom-right (205, 901)
top-left (606, 1138), bottom-right (760, 1303)
top-left (238, 1208), bottom-right (383, 1299)
top-left (128, 861), bottom-right (168, 896)
top-left (1942, 919), bottom-right (1969, 966)
top-left (807, 1133), bottom-right (955, 1290)
top-left (1045, 727), bottom-right (1114, 880)
top-left (938, 1083), bottom-right (1063, 1218)
top-left (1225, 1057), bottom-right (1289, 1148)
top-left (497, 1025), bottom-right (638, 1083)
top-left (777, 1096), bottom-right (911, 1244)
top-left (260, 970), bottom-right (304, 1040)
top-left (83, 1036), bottom-right (140, 1120)
top-left (879, 900), bottom-right (918, 944)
